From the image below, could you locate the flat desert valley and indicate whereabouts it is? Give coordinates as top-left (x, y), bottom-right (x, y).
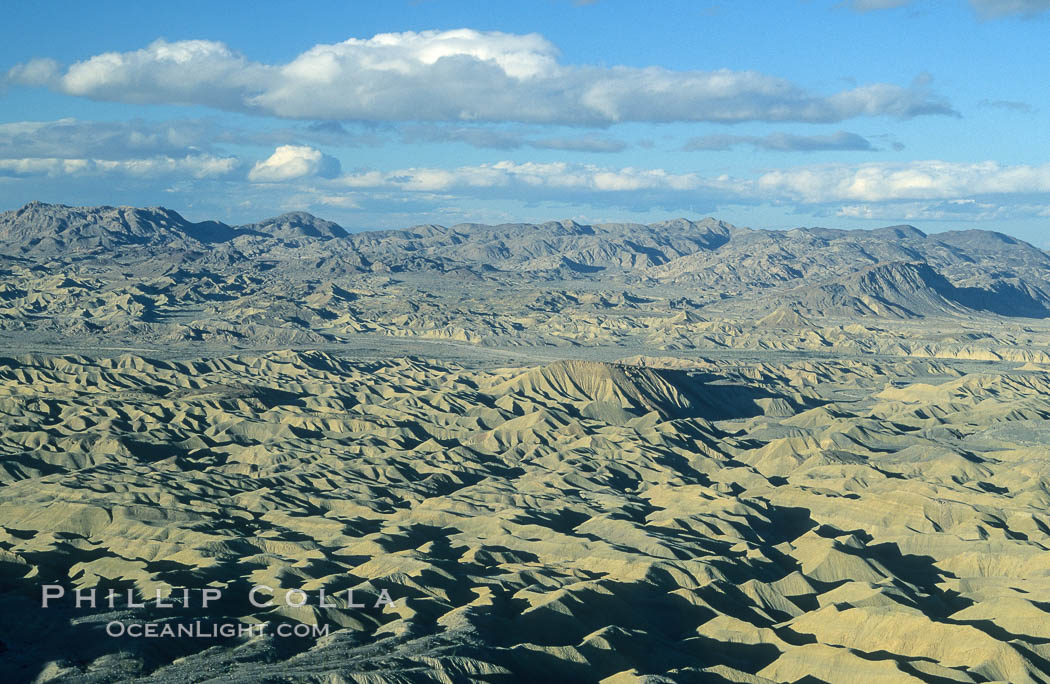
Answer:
top-left (4, 202), bottom-right (1050, 683)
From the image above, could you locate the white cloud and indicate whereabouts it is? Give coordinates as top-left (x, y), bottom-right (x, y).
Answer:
top-left (7, 30), bottom-right (955, 124)
top-left (0, 118), bottom-right (224, 160)
top-left (338, 159), bottom-right (1050, 202)
top-left (296, 158), bottom-right (1050, 224)
top-left (248, 145), bottom-right (341, 182)
top-left (836, 199), bottom-right (1008, 221)
top-left (5, 58), bottom-right (60, 86)
top-left (336, 160), bottom-right (720, 195)
top-left (316, 195), bottom-right (360, 209)
top-left (327, 159), bottom-right (1050, 207)
top-left (57, 40), bottom-right (264, 109)
top-left (6, 146), bottom-right (1049, 221)
top-left (8, 150), bottom-right (1050, 227)
top-left (0, 153), bottom-right (239, 178)
top-left (756, 160), bottom-right (1050, 202)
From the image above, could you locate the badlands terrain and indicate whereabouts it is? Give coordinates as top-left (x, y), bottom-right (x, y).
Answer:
top-left (2, 202), bottom-right (1050, 682)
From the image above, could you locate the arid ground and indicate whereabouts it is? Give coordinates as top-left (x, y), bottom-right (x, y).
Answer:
top-left (3, 203), bottom-right (1050, 682)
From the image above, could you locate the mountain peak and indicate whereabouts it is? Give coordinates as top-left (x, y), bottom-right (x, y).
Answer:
top-left (870, 224), bottom-right (927, 240)
top-left (0, 202), bottom-right (238, 251)
top-left (241, 211), bottom-right (348, 239)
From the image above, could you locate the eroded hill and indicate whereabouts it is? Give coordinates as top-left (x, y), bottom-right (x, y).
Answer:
top-left (2, 351), bottom-right (1050, 681)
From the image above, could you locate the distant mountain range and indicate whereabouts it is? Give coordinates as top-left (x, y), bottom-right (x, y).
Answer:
top-left (1, 201), bottom-right (1049, 349)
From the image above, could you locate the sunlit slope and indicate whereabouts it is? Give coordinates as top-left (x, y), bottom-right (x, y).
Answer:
top-left (2, 351), bottom-right (1050, 681)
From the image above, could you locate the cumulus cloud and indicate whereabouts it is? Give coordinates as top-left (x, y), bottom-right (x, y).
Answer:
top-left (756, 160), bottom-right (1050, 202)
top-left (684, 131), bottom-right (875, 152)
top-left (330, 159), bottom-right (1050, 204)
top-left (6, 30), bottom-right (956, 124)
top-left (320, 160), bottom-right (747, 214)
top-left (300, 158), bottom-right (1050, 222)
top-left (0, 118), bottom-right (394, 171)
top-left (248, 145), bottom-right (341, 182)
top-left (7, 150), bottom-right (1050, 224)
top-left (5, 58), bottom-right (60, 86)
top-left (336, 161), bottom-right (717, 195)
top-left (51, 40), bottom-right (263, 109)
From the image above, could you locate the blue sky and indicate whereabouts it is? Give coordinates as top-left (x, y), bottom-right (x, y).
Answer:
top-left (2, 0), bottom-right (1049, 242)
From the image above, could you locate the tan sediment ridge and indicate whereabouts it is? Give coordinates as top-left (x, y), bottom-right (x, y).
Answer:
top-left (1, 349), bottom-right (1050, 682)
